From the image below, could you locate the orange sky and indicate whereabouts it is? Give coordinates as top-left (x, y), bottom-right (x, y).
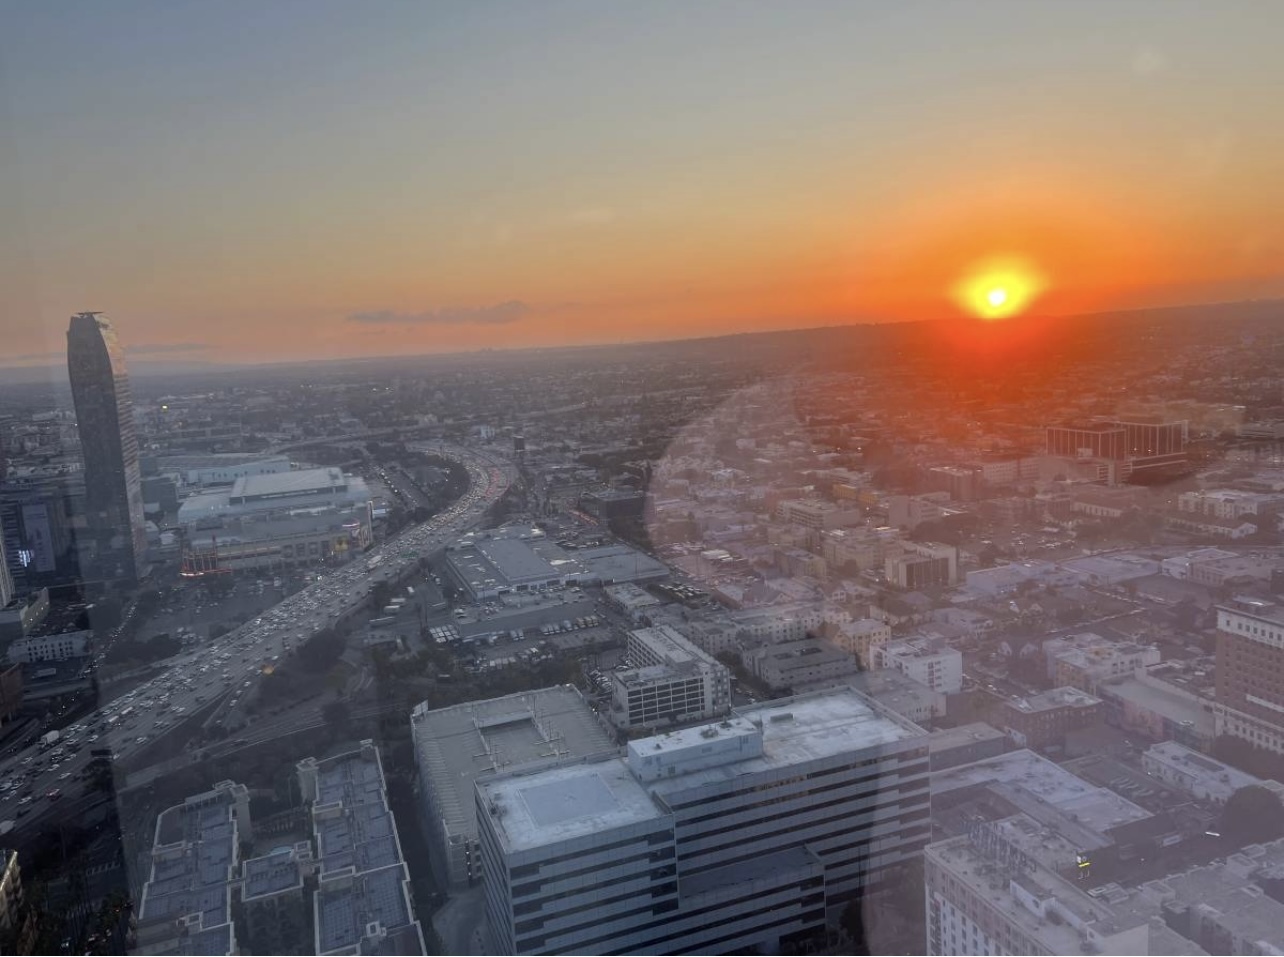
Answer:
top-left (2, 3), bottom-right (1283, 365)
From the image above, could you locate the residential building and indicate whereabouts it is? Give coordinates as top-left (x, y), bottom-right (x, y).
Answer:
top-left (135, 780), bottom-right (251, 957)
top-left (410, 687), bottom-right (614, 890)
top-left (831, 617), bottom-right (892, 669)
top-left (66, 312), bottom-right (147, 579)
top-left (239, 843), bottom-right (315, 954)
top-left (878, 638), bottom-right (963, 694)
top-left (1043, 633), bottom-right (1161, 692)
top-left (477, 689), bottom-right (931, 955)
top-left (297, 741), bottom-right (425, 956)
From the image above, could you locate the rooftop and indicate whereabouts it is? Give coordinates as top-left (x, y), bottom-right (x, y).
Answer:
top-left (1003, 686), bottom-right (1102, 714)
top-left (479, 687), bottom-right (925, 853)
top-left (303, 744), bottom-right (424, 956)
top-left (933, 749), bottom-right (1151, 837)
top-left (138, 784), bottom-right (244, 954)
top-left (232, 467), bottom-right (347, 500)
top-left (411, 686), bottom-right (614, 851)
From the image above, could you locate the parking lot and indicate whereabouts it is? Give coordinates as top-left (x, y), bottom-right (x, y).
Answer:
top-left (138, 579), bottom-right (288, 649)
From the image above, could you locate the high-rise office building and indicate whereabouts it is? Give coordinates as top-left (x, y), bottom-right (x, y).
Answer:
top-left (1215, 599), bottom-right (1284, 753)
top-left (0, 532), bottom-right (13, 609)
top-left (477, 688), bottom-right (930, 955)
top-left (66, 312), bottom-right (147, 579)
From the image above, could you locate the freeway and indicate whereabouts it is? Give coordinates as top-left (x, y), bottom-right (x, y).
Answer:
top-left (0, 443), bottom-right (515, 830)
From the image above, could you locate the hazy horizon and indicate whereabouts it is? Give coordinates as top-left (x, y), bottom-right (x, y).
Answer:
top-left (4, 1), bottom-right (1284, 364)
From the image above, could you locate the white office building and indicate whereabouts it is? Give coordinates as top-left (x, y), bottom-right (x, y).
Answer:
top-left (877, 638), bottom-right (964, 695)
top-left (608, 625), bottom-right (732, 730)
top-left (478, 688), bottom-right (931, 955)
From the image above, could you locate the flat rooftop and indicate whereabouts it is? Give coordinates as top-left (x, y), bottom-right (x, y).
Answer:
top-left (479, 687), bottom-right (925, 853)
top-left (933, 749), bottom-right (1150, 836)
top-left (139, 790), bottom-right (240, 949)
top-left (480, 755), bottom-right (665, 853)
top-left (412, 686), bottom-right (614, 851)
top-left (232, 467), bottom-right (346, 500)
top-left (178, 468), bottom-right (370, 523)
top-left (1097, 676), bottom-right (1213, 737)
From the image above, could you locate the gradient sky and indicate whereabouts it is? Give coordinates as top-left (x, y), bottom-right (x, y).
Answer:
top-left (2, 1), bottom-right (1283, 365)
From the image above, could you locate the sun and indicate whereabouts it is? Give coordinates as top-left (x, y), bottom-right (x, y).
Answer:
top-left (954, 257), bottom-right (1047, 320)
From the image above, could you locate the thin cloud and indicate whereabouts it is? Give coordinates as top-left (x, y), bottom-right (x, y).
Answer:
top-left (126, 342), bottom-right (211, 354)
top-left (347, 301), bottom-right (532, 326)
top-left (6, 350), bottom-right (63, 362)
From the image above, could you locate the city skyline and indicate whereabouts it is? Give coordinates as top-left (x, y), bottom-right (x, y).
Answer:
top-left (4, 1), bottom-right (1284, 364)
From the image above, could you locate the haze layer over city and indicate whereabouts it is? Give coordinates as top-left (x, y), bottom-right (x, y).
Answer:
top-left (3, 3), bottom-right (1284, 956)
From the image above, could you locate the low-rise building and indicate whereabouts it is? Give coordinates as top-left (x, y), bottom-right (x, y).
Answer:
top-left (1043, 633), bottom-right (1162, 692)
top-left (926, 722), bottom-right (1012, 771)
top-left (845, 668), bottom-right (944, 724)
top-left (1141, 741), bottom-right (1270, 805)
top-left (993, 687), bottom-right (1103, 750)
top-left (1097, 672), bottom-right (1215, 750)
top-left (744, 637), bottom-right (859, 693)
top-left (603, 582), bottom-right (663, 621)
top-left (6, 629), bottom-right (90, 664)
top-left (925, 828), bottom-right (1204, 956)
top-left (877, 638), bottom-right (963, 695)
top-left (831, 617), bottom-right (892, 669)
top-left (1179, 488), bottom-right (1277, 520)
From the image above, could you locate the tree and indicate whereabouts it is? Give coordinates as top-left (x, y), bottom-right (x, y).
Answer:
top-left (1220, 785), bottom-right (1284, 846)
top-left (322, 701), bottom-right (351, 728)
top-left (298, 629), bottom-right (346, 674)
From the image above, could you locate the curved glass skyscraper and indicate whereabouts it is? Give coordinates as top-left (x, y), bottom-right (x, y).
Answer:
top-left (66, 312), bottom-right (147, 580)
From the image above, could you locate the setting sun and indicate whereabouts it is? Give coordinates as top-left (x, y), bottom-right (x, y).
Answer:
top-left (954, 258), bottom-right (1048, 320)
